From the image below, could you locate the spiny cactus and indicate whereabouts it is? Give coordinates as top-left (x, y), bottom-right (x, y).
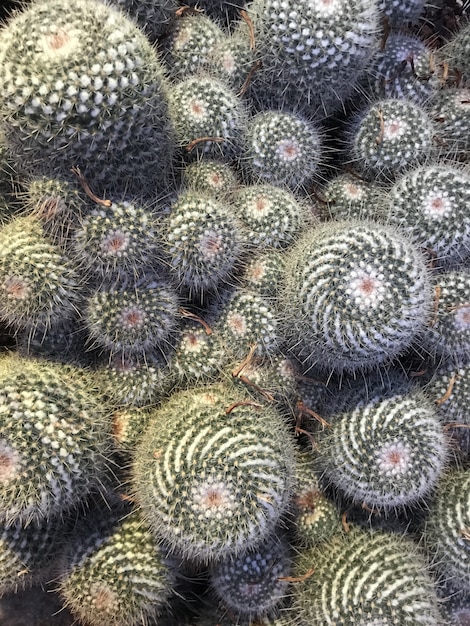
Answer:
top-left (84, 274), bottom-right (180, 357)
top-left (319, 172), bottom-right (385, 221)
top-left (240, 111), bottom-right (322, 189)
top-left (59, 507), bottom-right (178, 626)
top-left (74, 198), bottom-right (163, 278)
top-left (291, 525), bottom-right (445, 624)
top-left (0, 354), bottom-right (112, 525)
top-left (0, 0), bottom-right (175, 196)
top-left (280, 220), bottom-right (433, 372)
top-left (232, 184), bottom-right (312, 250)
top-left (108, 0), bottom-right (177, 41)
top-left (208, 532), bottom-right (291, 621)
top-left (385, 164), bottom-right (470, 268)
top-left (0, 216), bottom-right (80, 331)
top-left (132, 383), bottom-right (295, 563)
top-left (163, 190), bottom-right (245, 295)
top-left (430, 88), bottom-right (470, 158)
top-left (167, 75), bottom-right (247, 160)
top-left (316, 378), bottom-right (448, 509)
top-left (348, 98), bottom-right (435, 180)
top-left (182, 159), bottom-right (238, 199)
top-left (424, 468), bottom-right (470, 594)
top-left (241, 250), bottom-right (286, 297)
top-left (245, 0), bottom-right (380, 116)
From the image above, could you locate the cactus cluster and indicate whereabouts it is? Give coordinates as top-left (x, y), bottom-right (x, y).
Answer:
top-left (0, 0), bottom-right (468, 622)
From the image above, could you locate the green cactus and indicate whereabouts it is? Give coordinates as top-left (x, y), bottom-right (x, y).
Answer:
top-left (241, 250), bottom-right (286, 297)
top-left (280, 220), bottom-right (433, 372)
top-left (385, 164), bottom-right (470, 268)
top-left (245, 0), bottom-right (380, 116)
top-left (182, 160), bottom-right (238, 200)
top-left (167, 75), bottom-right (247, 160)
top-left (430, 88), bottom-right (470, 158)
top-left (164, 190), bottom-right (245, 295)
top-left (240, 111), bottom-right (322, 189)
top-left (319, 173), bottom-right (385, 221)
top-left (349, 98), bottom-right (435, 180)
top-left (316, 379), bottom-right (448, 509)
top-left (233, 184), bottom-right (312, 250)
top-left (132, 383), bottom-right (295, 563)
top-left (0, 354), bottom-right (112, 525)
top-left (0, 216), bottom-right (80, 331)
top-left (209, 532), bottom-right (291, 621)
top-left (0, 0), bottom-right (175, 196)
top-left (59, 507), bottom-right (178, 626)
top-left (74, 199), bottom-right (163, 278)
top-left (291, 525), bottom-right (445, 624)
top-left (84, 275), bottom-right (180, 357)
top-left (424, 468), bottom-right (470, 594)
top-left (108, 0), bottom-right (177, 41)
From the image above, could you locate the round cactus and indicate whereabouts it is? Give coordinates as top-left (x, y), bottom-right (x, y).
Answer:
top-left (420, 270), bottom-right (470, 360)
top-left (0, 354), bottom-right (112, 525)
top-left (439, 22), bottom-right (470, 84)
top-left (319, 172), bottom-right (386, 221)
top-left (240, 111), bottom-right (322, 189)
top-left (0, 0), bottom-right (175, 196)
top-left (209, 532), bottom-right (291, 621)
top-left (0, 216), bottom-right (80, 331)
top-left (182, 160), bottom-right (238, 199)
top-left (167, 75), bottom-right (247, 160)
top-left (59, 507), bottom-right (178, 626)
top-left (216, 288), bottom-right (280, 358)
top-left (74, 199), bottom-right (163, 278)
top-left (96, 351), bottom-right (172, 407)
top-left (164, 190), bottom-right (245, 295)
top-left (205, 29), bottom-right (256, 93)
top-left (84, 275), bottom-right (180, 357)
top-left (348, 98), bottom-right (435, 180)
top-left (245, 0), bottom-right (380, 116)
top-left (430, 88), bottom-right (470, 158)
top-left (385, 164), bottom-right (470, 268)
top-left (424, 468), bottom-right (470, 594)
top-left (365, 32), bottom-right (439, 105)
top-left (280, 220), bottom-right (433, 372)
top-left (0, 517), bottom-right (64, 596)
top-left (241, 250), bottom-right (286, 297)
top-left (378, 0), bottom-right (427, 25)
top-left (162, 13), bottom-right (225, 81)
top-left (291, 525), bottom-right (444, 625)
top-left (232, 184), bottom-right (312, 250)
top-left (132, 383), bottom-right (295, 563)
top-left (316, 378), bottom-right (448, 509)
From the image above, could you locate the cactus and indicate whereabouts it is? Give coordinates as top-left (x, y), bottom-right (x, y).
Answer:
top-left (233, 184), bottom-right (312, 250)
top-left (132, 383), bottom-right (295, 563)
top-left (59, 507), bottom-right (178, 626)
top-left (385, 164), bottom-right (470, 268)
top-left (183, 159), bottom-right (238, 199)
top-left (319, 172), bottom-right (386, 221)
top-left (0, 216), bottom-right (80, 331)
top-left (0, 354), bottom-right (112, 525)
top-left (280, 220), bottom-right (432, 372)
top-left (0, 517), bottom-right (64, 597)
top-left (74, 198), bottom-right (163, 278)
top-left (162, 13), bottom-right (225, 81)
top-left (167, 75), bottom-right (247, 160)
top-left (208, 532), bottom-right (291, 621)
top-left (241, 250), bottom-right (286, 297)
top-left (430, 88), bottom-right (470, 159)
top-left (424, 468), bottom-right (470, 594)
top-left (348, 98), bottom-right (435, 180)
top-left (378, 0), bottom-right (427, 26)
top-left (420, 270), bottom-right (470, 360)
top-left (84, 274), bottom-right (180, 357)
top-left (245, 0), bottom-right (380, 116)
top-left (365, 32), bottom-right (439, 105)
top-left (164, 190), bottom-right (245, 295)
top-left (216, 288), bottom-right (280, 358)
top-left (0, 0), bottom-right (175, 196)
top-left (240, 111), bottom-right (322, 189)
top-left (291, 525), bottom-right (445, 624)
top-left (316, 378), bottom-right (448, 509)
